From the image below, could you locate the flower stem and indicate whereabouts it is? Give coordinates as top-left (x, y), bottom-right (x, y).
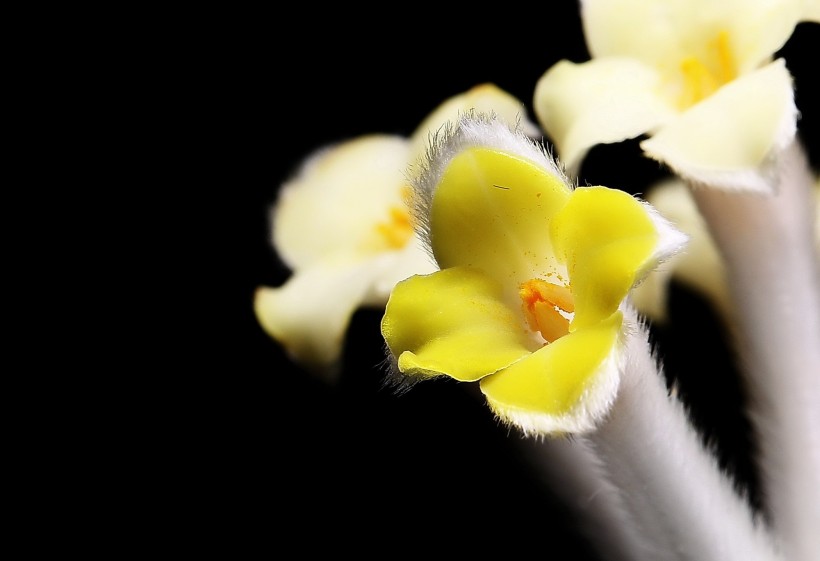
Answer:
top-left (688, 139), bottom-right (820, 561)
top-left (583, 310), bottom-right (783, 561)
top-left (516, 436), bottom-right (649, 561)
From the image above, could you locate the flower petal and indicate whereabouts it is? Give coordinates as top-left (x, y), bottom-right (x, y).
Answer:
top-left (408, 83), bottom-right (540, 165)
top-left (381, 267), bottom-right (536, 382)
top-left (729, 0), bottom-right (805, 70)
top-left (254, 257), bottom-right (381, 375)
top-left (273, 135), bottom-right (412, 269)
top-left (551, 187), bottom-right (685, 330)
top-left (533, 58), bottom-right (675, 173)
top-left (640, 59), bottom-right (797, 192)
top-left (427, 145), bottom-right (572, 294)
top-left (479, 311), bottom-right (623, 435)
top-left (582, 0), bottom-right (803, 71)
top-left (805, 0), bottom-right (820, 22)
top-left (361, 235), bottom-right (437, 306)
top-left (582, 0), bottom-right (693, 62)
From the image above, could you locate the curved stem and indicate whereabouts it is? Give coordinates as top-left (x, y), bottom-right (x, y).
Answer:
top-left (583, 311), bottom-right (783, 561)
top-left (689, 139), bottom-right (820, 561)
top-left (515, 436), bottom-right (649, 561)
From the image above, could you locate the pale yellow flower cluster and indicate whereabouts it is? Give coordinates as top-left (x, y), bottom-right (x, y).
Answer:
top-left (256, 3), bottom-right (819, 559)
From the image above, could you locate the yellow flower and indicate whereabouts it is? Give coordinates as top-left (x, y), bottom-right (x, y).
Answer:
top-left (255, 85), bottom-right (537, 377)
top-left (533, 0), bottom-right (819, 192)
top-left (381, 116), bottom-right (687, 435)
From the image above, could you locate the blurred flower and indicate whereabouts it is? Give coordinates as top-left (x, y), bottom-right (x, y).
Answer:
top-left (533, 0), bottom-right (819, 192)
top-left (381, 115), bottom-right (686, 435)
top-left (630, 178), bottom-right (731, 323)
top-left (407, 83), bottom-right (541, 162)
top-left (632, 172), bottom-right (819, 324)
top-left (255, 84), bottom-right (538, 378)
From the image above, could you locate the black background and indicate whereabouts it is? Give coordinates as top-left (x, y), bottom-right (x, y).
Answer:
top-left (212, 6), bottom-right (818, 558)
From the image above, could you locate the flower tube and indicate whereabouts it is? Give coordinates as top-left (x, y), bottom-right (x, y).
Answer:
top-left (689, 142), bottom-right (820, 561)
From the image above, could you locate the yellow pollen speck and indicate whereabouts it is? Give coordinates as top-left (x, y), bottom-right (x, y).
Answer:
top-left (520, 278), bottom-right (575, 344)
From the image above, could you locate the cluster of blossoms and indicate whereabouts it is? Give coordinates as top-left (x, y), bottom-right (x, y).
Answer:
top-left (255, 2), bottom-right (819, 560)
top-left (255, 84), bottom-right (534, 377)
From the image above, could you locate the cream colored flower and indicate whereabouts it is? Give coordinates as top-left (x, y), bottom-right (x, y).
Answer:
top-left (255, 85), bottom-right (538, 378)
top-left (534, 0), bottom-right (819, 192)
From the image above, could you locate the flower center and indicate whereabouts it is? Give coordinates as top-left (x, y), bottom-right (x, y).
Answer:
top-left (519, 278), bottom-right (575, 344)
top-left (677, 30), bottom-right (737, 109)
top-left (375, 185), bottom-right (414, 249)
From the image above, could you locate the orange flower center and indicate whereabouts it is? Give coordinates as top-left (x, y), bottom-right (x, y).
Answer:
top-left (519, 278), bottom-right (575, 344)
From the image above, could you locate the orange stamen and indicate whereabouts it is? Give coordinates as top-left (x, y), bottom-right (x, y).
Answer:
top-left (520, 279), bottom-right (575, 343)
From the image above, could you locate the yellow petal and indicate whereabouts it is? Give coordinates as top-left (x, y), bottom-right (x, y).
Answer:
top-left (641, 60), bottom-right (797, 192)
top-left (533, 58), bottom-right (674, 173)
top-left (408, 83), bottom-right (540, 164)
top-left (551, 187), bottom-right (659, 330)
top-left (381, 267), bottom-right (536, 382)
top-left (429, 146), bottom-right (571, 293)
top-left (480, 312), bottom-right (623, 435)
top-left (273, 135), bottom-right (412, 269)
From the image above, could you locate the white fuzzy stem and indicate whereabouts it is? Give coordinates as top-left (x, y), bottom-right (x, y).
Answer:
top-left (516, 436), bottom-right (650, 561)
top-left (584, 311), bottom-right (783, 561)
top-left (689, 140), bottom-right (820, 561)
top-left (465, 381), bottom-right (647, 560)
